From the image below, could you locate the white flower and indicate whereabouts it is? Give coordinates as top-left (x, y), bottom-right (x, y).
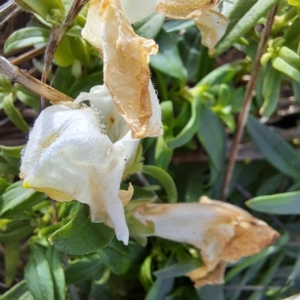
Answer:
top-left (131, 196), bottom-right (279, 287)
top-left (119, 0), bottom-right (229, 54)
top-left (20, 85), bottom-right (140, 245)
top-left (82, 0), bottom-right (163, 139)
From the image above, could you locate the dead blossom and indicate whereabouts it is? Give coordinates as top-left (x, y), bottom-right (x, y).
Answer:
top-left (20, 85), bottom-right (139, 245)
top-left (132, 196), bottom-right (279, 287)
top-left (82, 0), bottom-right (163, 139)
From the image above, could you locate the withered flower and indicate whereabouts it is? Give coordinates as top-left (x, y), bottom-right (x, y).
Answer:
top-left (131, 196), bottom-right (279, 287)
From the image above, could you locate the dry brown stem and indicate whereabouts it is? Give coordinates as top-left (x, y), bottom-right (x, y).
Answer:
top-left (220, 5), bottom-right (278, 201)
top-left (40, 0), bottom-right (89, 110)
top-left (0, 56), bottom-right (73, 103)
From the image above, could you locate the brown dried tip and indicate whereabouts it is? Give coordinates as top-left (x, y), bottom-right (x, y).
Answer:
top-left (82, 0), bottom-right (161, 139)
top-left (133, 196), bottom-right (279, 288)
top-left (156, 0), bottom-right (229, 53)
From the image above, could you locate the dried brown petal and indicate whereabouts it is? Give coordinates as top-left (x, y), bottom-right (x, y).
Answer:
top-left (82, 0), bottom-right (161, 138)
top-left (133, 196), bottom-right (279, 287)
top-left (194, 8), bottom-right (229, 54)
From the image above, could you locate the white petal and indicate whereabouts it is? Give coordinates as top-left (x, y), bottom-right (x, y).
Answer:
top-left (20, 104), bottom-right (132, 245)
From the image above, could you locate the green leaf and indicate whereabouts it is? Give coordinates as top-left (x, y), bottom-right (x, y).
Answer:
top-left (168, 96), bottom-right (202, 149)
top-left (143, 165), bottom-right (178, 203)
top-left (16, 0), bottom-right (65, 24)
top-left (197, 285), bottom-right (224, 300)
top-left (0, 181), bottom-right (47, 218)
top-left (247, 115), bottom-right (300, 181)
top-left (54, 35), bottom-right (75, 67)
top-left (272, 56), bottom-right (300, 84)
top-left (100, 239), bottom-right (143, 275)
top-left (25, 245), bottom-right (55, 300)
top-left (155, 136), bottom-right (173, 170)
top-left (69, 36), bottom-right (90, 66)
top-left (49, 205), bottom-right (114, 255)
top-left (68, 71), bottom-right (103, 98)
top-left (248, 253), bottom-right (284, 300)
top-left (260, 65), bottom-right (282, 117)
top-left (145, 277), bottom-right (174, 300)
top-left (0, 178), bottom-right (9, 194)
top-left (15, 85), bottom-right (40, 111)
top-left (197, 105), bottom-right (226, 185)
top-left (0, 145), bottom-right (24, 159)
top-left (246, 191), bottom-right (300, 214)
top-left (288, 248), bottom-right (300, 283)
top-left (65, 254), bottom-right (104, 285)
top-left (4, 27), bottom-right (49, 54)
top-left (0, 280), bottom-right (31, 300)
top-left (150, 30), bottom-right (187, 82)
top-left (46, 247), bottom-right (66, 300)
top-left (214, 0), bottom-right (280, 56)
top-left (194, 62), bottom-right (242, 88)
top-left (154, 258), bottom-right (202, 278)
top-left (0, 220), bottom-right (34, 243)
top-left (4, 241), bottom-right (20, 286)
top-left (3, 93), bottom-right (29, 132)
top-left (52, 65), bottom-right (76, 95)
top-left (134, 13), bottom-right (165, 39)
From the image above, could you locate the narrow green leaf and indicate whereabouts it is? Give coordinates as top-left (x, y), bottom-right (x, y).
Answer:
top-left (0, 145), bottom-right (24, 159)
top-left (54, 35), bottom-right (75, 67)
top-left (3, 94), bottom-right (29, 132)
top-left (154, 258), bottom-right (202, 278)
top-left (15, 85), bottom-right (40, 111)
top-left (0, 178), bottom-right (9, 194)
top-left (288, 249), bottom-right (300, 283)
top-left (65, 254), bottom-right (104, 285)
top-left (145, 277), bottom-right (174, 300)
top-left (49, 205), bottom-right (114, 255)
top-left (143, 165), bottom-right (178, 203)
top-left (150, 30), bottom-right (187, 82)
top-left (260, 66), bottom-right (282, 117)
top-left (197, 285), bottom-right (224, 300)
top-left (0, 220), bottom-right (34, 243)
top-left (246, 191), bottom-right (300, 214)
top-left (0, 181), bottom-right (47, 218)
top-left (4, 27), bottom-right (49, 54)
top-left (100, 239), bottom-right (143, 275)
top-left (168, 96), bottom-right (202, 149)
top-left (46, 247), bottom-right (66, 300)
top-left (214, 0), bottom-right (280, 56)
top-left (197, 105), bottom-right (226, 185)
top-left (248, 253), bottom-right (284, 300)
top-left (247, 115), bottom-right (300, 181)
top-left (272, 56), bottom-right (300, 84)
top-left (0, 280), bottom-right (30, 300)
top-left (4, 241), bottom-right (20, 286)
top-left (25, 245), bottom-right (55, 300)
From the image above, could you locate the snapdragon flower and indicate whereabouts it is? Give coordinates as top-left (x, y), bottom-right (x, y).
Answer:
top-left (20, 85), bottom-right (141, 245)
top-left (120, 0), bottom-right (229, 54)
top-left (130, 196), bottom-right (279, 287)
top-left (82, 0), bottom-right (163, 139)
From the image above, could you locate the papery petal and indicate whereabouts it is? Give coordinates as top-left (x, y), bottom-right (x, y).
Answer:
top-left (74, 85), bottom-right (141, 171)
top-left (20, 104), bottom-right (133, 245)
top-left (132, 196), bottom-right (279, 287)
top-left (156, 0), bottom-right (219, 19)
top-left (194, 8), bottom-right (229, 54)
top-left (120, 0), bottom-right (158, 23)
top-left (82, 0), bottom-right (162, 139)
